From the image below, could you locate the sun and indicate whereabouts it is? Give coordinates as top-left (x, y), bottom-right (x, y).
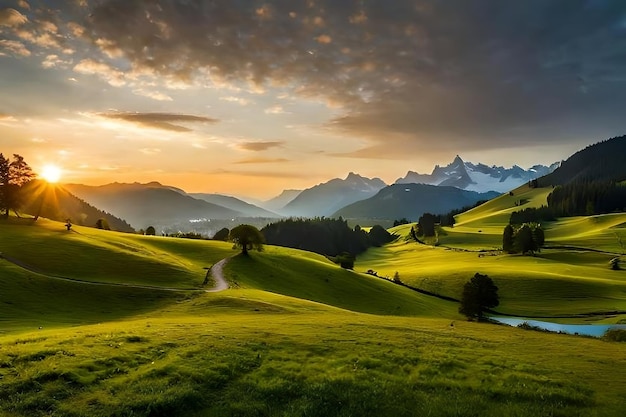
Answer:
top-left (40, 164), bottom-right (62, 183)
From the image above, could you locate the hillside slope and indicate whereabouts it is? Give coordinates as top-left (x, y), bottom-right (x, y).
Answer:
top-left (334, 183), bottom-right (499, 220)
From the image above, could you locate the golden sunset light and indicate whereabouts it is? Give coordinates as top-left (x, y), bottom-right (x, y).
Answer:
top-left (1, 3), bottom-right (626, 416)
top-left (40, 164), bottom-right (62, 183)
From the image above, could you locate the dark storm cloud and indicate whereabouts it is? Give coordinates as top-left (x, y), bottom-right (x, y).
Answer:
top-left (237, 141), bottom-right (284, 151)
top-left (49, 1), bottom-right (626, 150)
top-left (99, 112), bottom-right (218, 132)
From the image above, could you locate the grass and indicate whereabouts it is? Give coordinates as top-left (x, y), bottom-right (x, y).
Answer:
top-left (227, 246), bottom-right (457, 317)
top-left (361, 193), bottom-right (626, 320)
top-left (1, 311), bottom-right (626, 416)
top-left (3, 213), bottom-right (626, 416)
top-left (0, 217), bottom-right (233, 288)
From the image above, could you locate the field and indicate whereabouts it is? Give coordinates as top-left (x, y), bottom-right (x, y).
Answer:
top-left (2, 203), bottom-right (626, 416)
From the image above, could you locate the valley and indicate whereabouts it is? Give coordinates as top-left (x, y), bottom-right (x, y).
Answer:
top-left (2, 173), bottom-right (626, 415)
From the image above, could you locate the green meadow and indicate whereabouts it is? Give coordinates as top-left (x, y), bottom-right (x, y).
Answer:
top-left (2, 199), bottom-right (626, 416)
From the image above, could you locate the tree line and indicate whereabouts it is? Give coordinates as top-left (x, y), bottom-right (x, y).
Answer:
top-left (261, 217), bottom-right (395, 257)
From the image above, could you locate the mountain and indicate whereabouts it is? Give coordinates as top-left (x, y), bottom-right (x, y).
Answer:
top-left (396, 155), bottom-right (559, 193)
top-left (259, 189), bottom-right (302, 213)
top-left (189, 193), bottom-right (280, 218)
top-left (281, 173), bottom-right (387, 217)
top-left (20, 180), bottom-right (134, 232)
top-left (539, 135), bottom-right (626, 186)
top-left (63, 182), bottom-right (240, 229)
top-left (333, 183), bottom-right (500, 221)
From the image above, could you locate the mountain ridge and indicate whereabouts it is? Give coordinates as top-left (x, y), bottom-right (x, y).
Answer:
top-left (395, 156), bottom-right (559, 193)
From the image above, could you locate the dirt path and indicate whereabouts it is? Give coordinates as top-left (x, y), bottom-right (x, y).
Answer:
top-left (205, 257), bottom-right (230, 292)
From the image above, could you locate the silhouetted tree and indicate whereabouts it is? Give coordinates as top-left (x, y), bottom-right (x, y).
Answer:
top-left (230, 224), bottom-right (264, 255)
top-left (459, 273), bottom-right (499, 320)
top-left (417, 213), bottom-right (437, 237)
top-left (369, 224), bottom-right (395, 246)
top-left (145, 226), bottom-right (156, 235)
top-left (502, 224), bottom-right (515, 253)
top-left (532, 225), bottom-right (545, 250)
top-left (212, 227), bottom-right (230, 241)
top-left (0, 153), bottom-right (35, 218)
top-left (514, 224), bottom-right (536, 255)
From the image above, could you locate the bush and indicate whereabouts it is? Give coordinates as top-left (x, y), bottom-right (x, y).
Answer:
top-left (603, 329), bottom-right (626, 342)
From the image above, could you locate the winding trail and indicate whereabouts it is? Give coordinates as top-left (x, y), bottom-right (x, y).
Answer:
top-left (204, 257), bottom-right (231, 292)
top-left (0, 252), bottom-right (231, 293)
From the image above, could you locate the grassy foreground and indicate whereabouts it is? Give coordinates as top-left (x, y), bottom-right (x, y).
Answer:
top-left (1, 306), bottom-right (626, 417)
top-left (2, 216), bottom-right (626, 416)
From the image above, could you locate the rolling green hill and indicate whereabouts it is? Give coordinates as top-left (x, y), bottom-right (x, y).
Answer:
top-left (2, 215), bottom-right (626, 416)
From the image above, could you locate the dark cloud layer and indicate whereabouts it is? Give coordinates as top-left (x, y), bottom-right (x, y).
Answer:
top-left (99, 112), bottom-right (218, 132)
top-left (7, 1), bottom-right (626, 153)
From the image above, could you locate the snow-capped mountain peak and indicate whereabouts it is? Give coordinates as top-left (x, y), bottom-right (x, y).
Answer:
top-left (396, 156), bottom-right (559, 193)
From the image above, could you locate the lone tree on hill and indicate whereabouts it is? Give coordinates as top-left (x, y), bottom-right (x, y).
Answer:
top-left (459, 273), bottom-right (499, 320)
top-left (229, 224), bottom-right (264, 255)
top-left (145, 226), bottom-right (156, 236)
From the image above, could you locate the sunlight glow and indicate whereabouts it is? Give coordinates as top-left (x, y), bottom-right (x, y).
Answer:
top-left (41, 164), bottom-right (62, 183)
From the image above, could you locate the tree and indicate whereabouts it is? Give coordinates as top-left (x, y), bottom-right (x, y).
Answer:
top-left (417, 213), bottom-right (437, 237)
top-left (95, 218), bottom-right (110, 230)
top-left (212, 227), bottom-right (230, 241)
top-left (145, 226), bottom-right (156, 236)
top-left (229, 224), bottom-right (264, 255)
top-left (514, 223), bottom-right (536, 255)
top-left (502, 224), bottom-right (515, 253)
top-left (369, 224), bottom-right (394, 246)
top-left (335, 252), bottom-right (355, 269)
top-left (459, 273), bottom-right (499, 320)
top-left (0, 153), bottom-right (35, 218)
top-left (532, 225), bottom-right (545, 250)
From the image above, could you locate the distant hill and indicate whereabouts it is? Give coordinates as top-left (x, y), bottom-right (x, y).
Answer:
top-left (190, 193), bottom-right (280, 218)
top-left (281, 173), bottom-right (387, 217)
top-left (259, 189), bottom-right (302, 213)
top-left (539, 135), bottom-right (626, 186)
top-left (333, 183), bottom-right (500, 221)
top-left (64, 182), bottom-right (240, 229)
top-left (396, 155), bottom-right (558, 193)
top-left (20, 180), bottom-right (134, 232)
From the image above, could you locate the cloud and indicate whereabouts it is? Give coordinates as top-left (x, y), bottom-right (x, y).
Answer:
top-left (42, 54), bottom-right (71, 68)
top-left (0, 113), bottom-right (18, 123)
top-left (0, 39), bottom-right (30, 56)
top-left (236, 141), bottom-right (284, 151)
top-left (235, 157), bottom-right (290, 164)
top-left (264, 105), bottom-right (288, 115)
top-left (0, 8), bottom-right (27, 26)
top-left (220, 96), bottom-right (252, 106)
top-left (132, 89), bottom-right (173, 101)
top-left (98, 112), bottom-right (219, 132)
top-left (17, 1), bottom-right (30, 10)
top-left (139, 148), bottom-right (162, 155)
top-left (73, 58), bottom-right (126, 86)
top-left (69, 0), bottom-right (625, 154)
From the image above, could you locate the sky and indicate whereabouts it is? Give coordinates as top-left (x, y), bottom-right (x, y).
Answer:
top-left (1, 0), bottom-right (626, 199)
